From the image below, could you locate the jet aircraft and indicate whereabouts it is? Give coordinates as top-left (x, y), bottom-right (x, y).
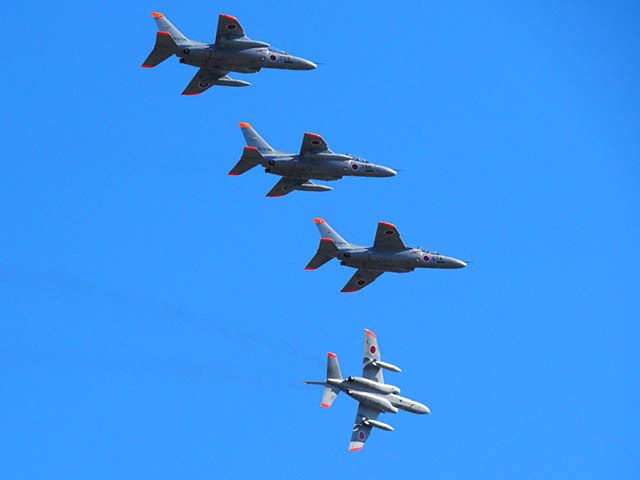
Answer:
top-left (306, 218), bottom-right (467, 292)
top-left (229, 123), bottom-right (397, 197)
top-left (141, 13), bottom-right (316, 95)
top-left (305, 329), bottom-right (429, 451)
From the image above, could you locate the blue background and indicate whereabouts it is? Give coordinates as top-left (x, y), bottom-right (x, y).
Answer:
top-left (1, 1), bottom-right (638, 478)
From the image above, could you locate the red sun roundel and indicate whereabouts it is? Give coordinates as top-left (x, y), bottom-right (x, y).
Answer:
top-left (356, 280), bottom-right (366, 286)
top-left (311, 140), bottom-right (320, 145)
top-left (423, 255), bottom-right (429, 261)
top-left (226, 24), bottom-right (237, 30)
top-left (370, 345), bottom-right (376, 354)
top-left (351, 164), bottom-right (358, 170)
top-left (270, 54), bottom-right (277, 61)
top-left (358, 431), bottom-right (366, 440)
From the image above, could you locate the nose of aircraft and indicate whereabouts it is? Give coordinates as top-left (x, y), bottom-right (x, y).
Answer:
top-left (454, 259), bottom-right (467, 269)
top-left (415, 403), bottom-right (431, 414)
top-left (289, 57), bottom-right (317, 70)
top-left (377, 166), bottom-right (397, 177)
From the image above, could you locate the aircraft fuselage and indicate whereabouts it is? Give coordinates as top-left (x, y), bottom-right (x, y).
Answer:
top-left (259, 153), bottom-right (396, 181)
top-left (176, 43), bottom-right (316, 72)
top-left (326, 377), bottom-right (429, 415)
top-left (336, 246), bottom-right (467, 272)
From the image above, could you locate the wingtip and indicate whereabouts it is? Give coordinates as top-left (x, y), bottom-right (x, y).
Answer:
top-left (140, 65), bottom-right (154, 68)
top-left (305, 132), bottom-right (322, 139)
top-left (228, 173), bottom-right (240, 176)
top-left (341, 290), bottom-right (358, 293)
top-left (320, 403), bottom-right (331, 408)
top-left (304, 267), bottom-right (316, 271)
top-left (379, 221), bottom-right (397, 229)
top-left (364, 328), bottom-right (377, 338)
top-left (152, 12), bottom-right (164, 18)
top-left (239, 122), bottom-right (251, 128)
top-left (349, 446), bottom-right (363, 451)
top-left (220, 13), bottom-right (239, 22)
top-left (313, 218), bottom-right (325, 224)
top-left (327, 352), bottom-right (337, 358)
top-left (182, 92), bottom-right (202, 96)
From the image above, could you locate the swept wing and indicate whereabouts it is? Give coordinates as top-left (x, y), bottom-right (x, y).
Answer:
top-left (215, 14), bottom-right (245, 43)
top-left (182, 68), bottom-right (229, 95)
top-left (362, 328), bottom-right (384, 383)
top-left (341, 269), bottom-right (384, 293)
top-left (373, 222), bottom-right (406, 250)
top-left (299, 133), bottom-right (331, 155)
top-left (349, 404), bottom-right (380, 451)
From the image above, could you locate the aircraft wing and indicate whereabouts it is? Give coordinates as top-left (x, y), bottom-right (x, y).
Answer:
top-left (215, 14), bottom-right (245, 43)
top-left (182, 68), bottom-right (229, 96)
top-left (373, 222), bottom-right (406, 250)
top-left (341, 269), bottom-right (384, 293)
top-left (266, 177), bottom-right (309, 197)
top-left (300, 133), bottom-right (331, 155)
top-left (362, 328), bottom-right (384, 383)
top-left (349, 404), bottom-right (380, 451)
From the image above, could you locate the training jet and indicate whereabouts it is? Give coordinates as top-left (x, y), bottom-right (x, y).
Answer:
top-left (305, 329), bottom-right (429, 451)
top-left (228, 123), bottom-right (396, 197)
top-left (306, 218), bottom-right (466, 292)
top-left (141, 13), bottom-right (316, 95)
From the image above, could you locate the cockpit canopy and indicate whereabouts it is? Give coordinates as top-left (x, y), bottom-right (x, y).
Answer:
top-left (269, 47), bottom-right (287, 54)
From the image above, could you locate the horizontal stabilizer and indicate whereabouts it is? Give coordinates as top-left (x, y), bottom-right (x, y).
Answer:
top-left (321, 386), bottom-right (340, 408)
top-left (229, 147), bottom-right (262, 176)
top-left (305, 238), bottom-right (339, 270)
top-left (141, 31), bottom-right (178, 68)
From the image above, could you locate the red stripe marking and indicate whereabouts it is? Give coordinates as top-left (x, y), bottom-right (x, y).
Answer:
top-left (140, 65), bottom-right (154, 68)
top-left (313, 218), bottom-right (325, 224)
top-left (157, 31), bottom-right (171, 36)
top-left (228, 173), bottom-right (240, 176)
top-left (304, 267), bottom-right (316, 270)
top-left (220, 14), bottom-right (239, 22)
top-left (342, 290), bottom-right (358, 293)
top-left (151, 12), bottom-right (164, 18)
top-left (379, 221), bottom-right (396, 229)
top-left (349, 446), bottom-right (363, 451)
top-left (305, 133), bottom-right (322, 139)
top-left (320, 403), bottom-right (331, 408)
top-left (364, 329), bottom-right (377, 338)
top-left (327, 352), bottom-right (337, 358)
top-left (239, 122), bottom-right (251, 128)
top-left (320, 238), bottom-right (334, 242)
top-left (244, 146), bottom-right (257, 150)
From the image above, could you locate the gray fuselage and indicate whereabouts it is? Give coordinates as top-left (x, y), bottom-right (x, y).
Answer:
top-left (336, 245), bottom-right (467, 272)
top-left (326, 377), bottom-right (429, 415)
top-left (260, 152), bottom-right (396, 182)
top-left (177, 41), bottom-right (316, 73)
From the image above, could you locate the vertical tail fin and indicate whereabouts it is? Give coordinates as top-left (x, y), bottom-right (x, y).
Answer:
top-left (326, 352), bottom-right (342, 380)
top-left (239, 123), bottom-right (275, 154)
top-left (321, 352), bottom-right (342, 407)
top-left (151, 12), bottom-right (188, 43)
top-left (313, 218), bottom-right (348, 247)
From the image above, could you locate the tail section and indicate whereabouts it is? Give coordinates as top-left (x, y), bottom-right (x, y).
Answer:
top-left (326, 352), bottom-right (342, 381)
top-left (304, 352), bottom-right (342, 408)
top-left (322, 353), bottom-right (342, 407)
top-left (313, 218), bottom-right (348, 247)
top-left (151, 12), bottom-right (188, 43)
top-left (305, 237), bottom-right (339, 270)
top-left (228, 146), bottom-right (263, 176)
top-left (239, 123), bottom-right (275, 154)
top-left (141, 13), bottom-right (182, 68)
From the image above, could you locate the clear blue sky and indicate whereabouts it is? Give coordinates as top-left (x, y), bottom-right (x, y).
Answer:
top-left (1, 1), bottom-right (638, 478)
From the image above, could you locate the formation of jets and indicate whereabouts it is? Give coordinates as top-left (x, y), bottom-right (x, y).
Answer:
top-left (141, 12), bottom-right (467, 451)
top-left (305, 329), bottom-right (429, 450)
